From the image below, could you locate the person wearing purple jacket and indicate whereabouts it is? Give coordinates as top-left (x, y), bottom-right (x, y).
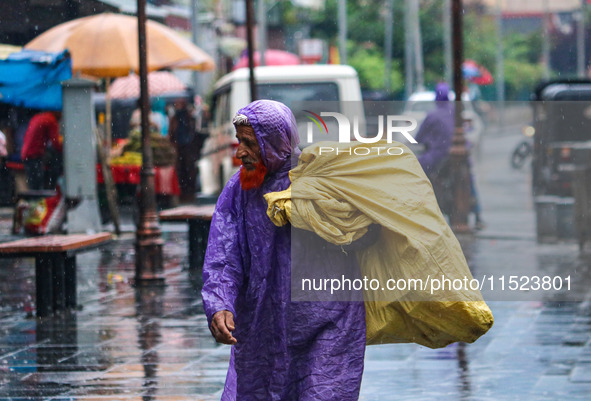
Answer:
top-left (201, 100), bottom-right (368, 400)
top-left (414, 82), bottom-right (455, 176)
top-left (415, 83), bottom-right (484, 228)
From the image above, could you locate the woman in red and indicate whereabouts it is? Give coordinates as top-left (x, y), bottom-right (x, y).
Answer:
top-left (21, 111), bottom-right (62, 190)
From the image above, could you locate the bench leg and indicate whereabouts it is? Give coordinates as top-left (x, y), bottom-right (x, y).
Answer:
top-left (35, 256), bottom-right (54, 317)
top-left (64, 255), bottom-right (77, 308)
top-left (51, 254), bottom-right (66, 312)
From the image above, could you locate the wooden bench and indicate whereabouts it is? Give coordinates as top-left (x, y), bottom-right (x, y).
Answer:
top-left (159, 205), bottom-right (215, 270)
top-left (0, 233), bottom-right (113, 317)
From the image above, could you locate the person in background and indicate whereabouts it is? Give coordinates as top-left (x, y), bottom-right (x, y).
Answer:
top-left (129, 100), bottom-right (161, 133)
top-left (415, 82), bottom-right (455, 177)
top-left (21, 111), bottom-right (62, 190)
top-left (415, 82), bottom-right (484, 230)
top-left (169, 98), bottom-right (197, 203)
top-left (150, 98), bottom-right (169, 137)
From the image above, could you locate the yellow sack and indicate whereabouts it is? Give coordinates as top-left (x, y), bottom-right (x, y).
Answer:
top-left (264, 140), bottom-right (493, 349)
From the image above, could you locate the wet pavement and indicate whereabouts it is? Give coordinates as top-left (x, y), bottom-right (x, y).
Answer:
top-left (1, 116), bottom-right (591, 400)
top-left (0, 231), bottom-right (226, 401)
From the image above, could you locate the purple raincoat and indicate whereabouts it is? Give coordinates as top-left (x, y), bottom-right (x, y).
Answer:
top-left (202, 100), bottom-right (366, 400)
top-left (415, 84), bottom-right (455, 176)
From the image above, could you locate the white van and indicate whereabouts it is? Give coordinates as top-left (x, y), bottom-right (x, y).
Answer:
top-left (199, 64), bottom-right (365, 195)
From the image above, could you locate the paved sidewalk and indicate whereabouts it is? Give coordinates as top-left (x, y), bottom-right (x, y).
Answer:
top-left (0, 232), bottom-right (227, 401)
top-left (0, 119), bottom-right (590, 400)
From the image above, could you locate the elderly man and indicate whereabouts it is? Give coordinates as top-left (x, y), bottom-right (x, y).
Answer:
top-left (201, 100), bottom-right (367, 400)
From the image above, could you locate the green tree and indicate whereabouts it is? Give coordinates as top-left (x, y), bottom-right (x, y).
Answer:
top-left (287, 0), bottom-right (544, 99)
top-left (347, 42), bottom-right (403, 92)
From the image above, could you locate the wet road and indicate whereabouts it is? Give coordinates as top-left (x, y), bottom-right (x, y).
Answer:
top-left (0, 107), bottom-right (590, 400)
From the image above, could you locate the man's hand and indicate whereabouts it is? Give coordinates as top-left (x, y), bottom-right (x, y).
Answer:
top-left (210, 310), bottom-right (237, 345)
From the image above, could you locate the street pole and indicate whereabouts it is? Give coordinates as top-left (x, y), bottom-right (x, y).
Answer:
top-left (496, 0), bottom-right (505, 131)
top-left (443, 0), bottom-right (452, 85)
top-left (338, 0), bottom-right (347, 65)
top-left (450, 0), bottom-right (471, 232)
top-left (190, 0), bottom-right (201, 92)
top-left (577, 0), bottom-right (586, 77)
top-left (411, 0), bottom-right (425, 91)
top-left (384, 0), bottom-right (394, 92)
top-left (404, 0), bottom-right (414, 98)
top-left (257, 0), bottom-right (267, 66)
top-left (542, 0), bottom-right (551, 80)
top-left (135, 0), bottom-right (165, 285)
top-left (245, 0), bottom-right (257, 101)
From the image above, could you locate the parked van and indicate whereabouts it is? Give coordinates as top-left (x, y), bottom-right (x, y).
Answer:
top-left (199, 65), bottom-right (365, 195)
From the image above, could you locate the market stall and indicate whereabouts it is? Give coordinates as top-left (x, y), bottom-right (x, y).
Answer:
top-left (96, 164), bottom-right (180, 196)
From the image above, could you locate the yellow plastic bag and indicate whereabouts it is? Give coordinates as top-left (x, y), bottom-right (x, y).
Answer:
top-left (265, 140), bottom-right (494, 349)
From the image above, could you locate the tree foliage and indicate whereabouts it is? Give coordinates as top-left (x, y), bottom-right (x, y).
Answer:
top-left (347, 42), bottom-right (403, 93)
top-left (287, 0), bottom-right (545, 99)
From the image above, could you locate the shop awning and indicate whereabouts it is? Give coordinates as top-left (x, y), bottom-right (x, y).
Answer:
top-left (0, 49), bottom-right (72, 110)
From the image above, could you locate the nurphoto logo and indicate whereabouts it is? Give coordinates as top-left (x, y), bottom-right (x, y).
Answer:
top-left (303, 110), bottom-right (418, 156)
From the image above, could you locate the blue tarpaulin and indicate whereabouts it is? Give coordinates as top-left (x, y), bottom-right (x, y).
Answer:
top-left (0, 50), bottom-right (72, 110)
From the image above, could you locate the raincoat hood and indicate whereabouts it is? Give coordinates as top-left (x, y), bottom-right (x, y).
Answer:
top-left (237, 100), bottom-right (301, 173)
top-left (435, 82), bottom-right (450, 101)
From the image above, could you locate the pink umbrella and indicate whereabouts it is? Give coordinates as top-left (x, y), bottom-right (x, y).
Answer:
top-left (233, 49), bottom-right (301, 70)
top-left (109, 70), bottom-right (186, 99)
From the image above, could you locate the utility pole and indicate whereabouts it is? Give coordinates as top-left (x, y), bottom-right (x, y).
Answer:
top-left (443, 0), bottom-right (452, 85)
top-left (257, 0), bottom-right (267, 66)
top-left (246, 0), bottom-right (257, 101)
top-left (338, 0), bottom-right (347, 64)
top-left (450, 0), bottom-right (471, 232)
top-left (411, 0), bottom-right (424, 91)
top-left (384, 0), bottom-right (394, 92)
top-left (577, 0), bottom-right (586, 77)
top-left (404, 0), bottom-right (414, 98)
top-left (190, 0), bottom-right (200, 91)
top-left (542, 0), bottom-right (551, 80)
top-left (135, 0), bottom-right (165, 285)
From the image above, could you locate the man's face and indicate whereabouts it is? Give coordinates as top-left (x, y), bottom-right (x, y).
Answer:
top-left (235, 125), bottom-right (261, 170)
top-left (236, 125), bottom-right (266, 190)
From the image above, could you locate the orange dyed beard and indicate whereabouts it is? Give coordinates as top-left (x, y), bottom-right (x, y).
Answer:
top-left (239, 161), bottom-right (267, 190)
